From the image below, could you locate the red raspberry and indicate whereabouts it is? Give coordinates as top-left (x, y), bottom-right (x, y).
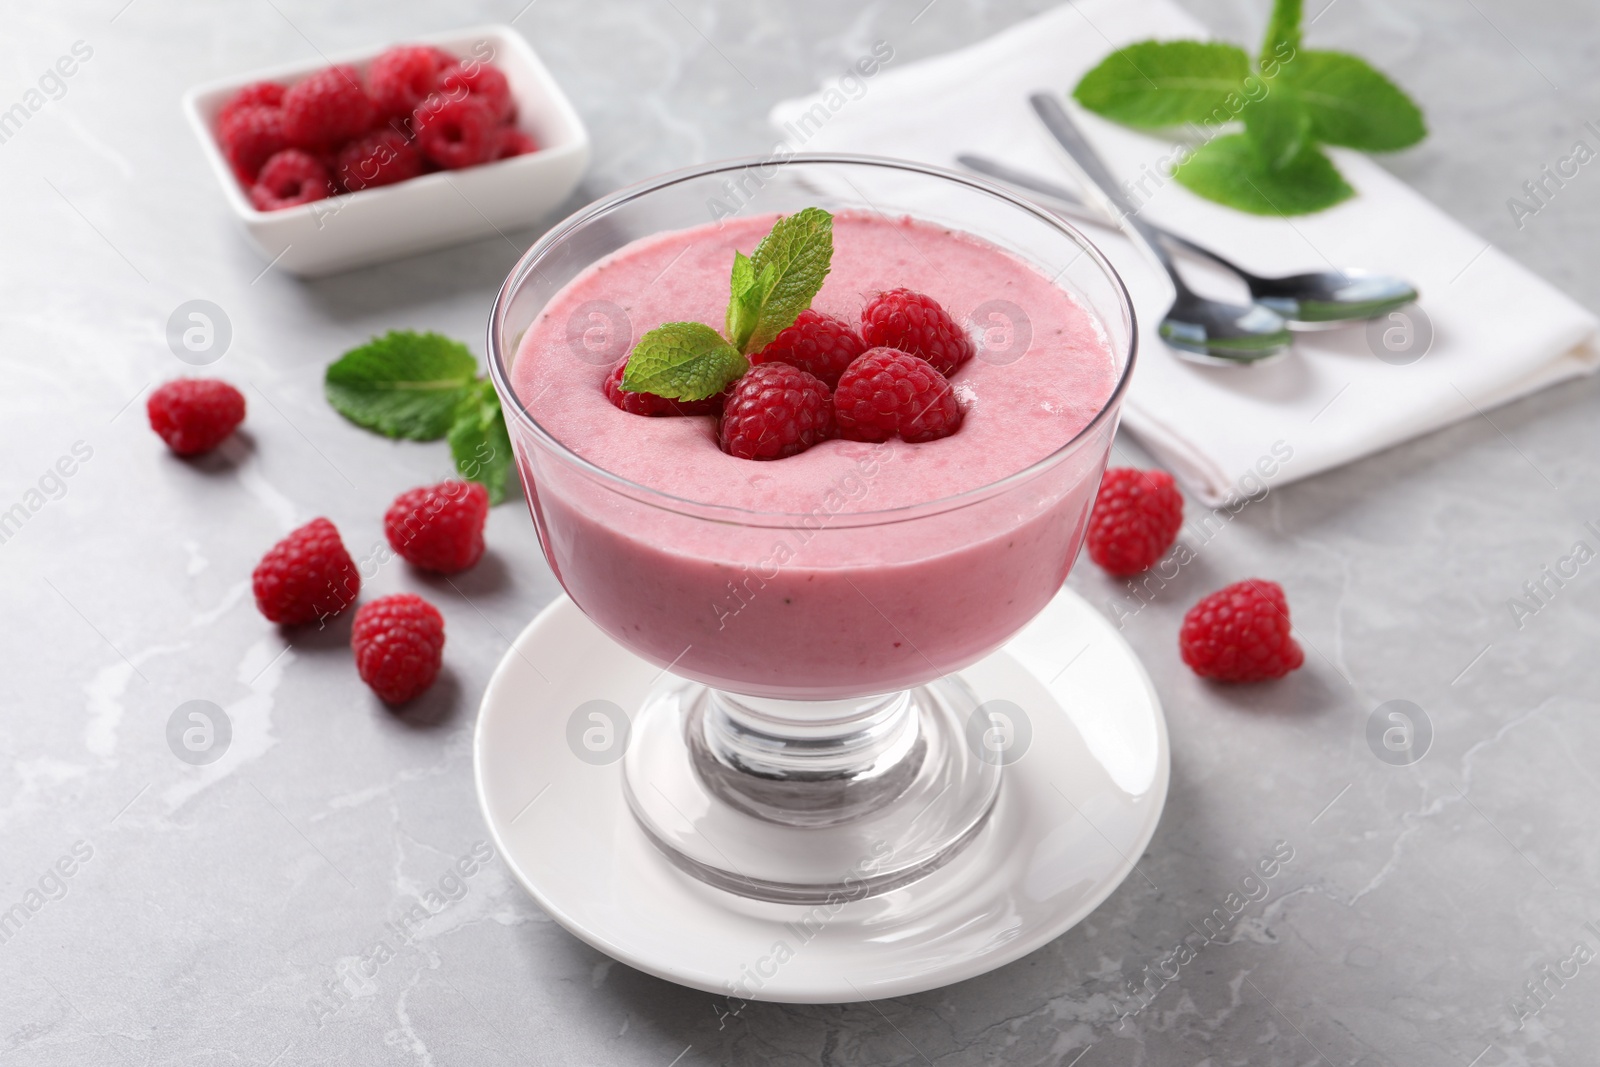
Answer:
top-left (217, 82), bottom-right (286, 126)
top-left (603, 362), bottom-right (724, 418)
top-left (718, 363), bottom-right (833, 460)
top-left (494, 127), bottom-right (538, 160)
top-left (383, 481), bottom-right (490, 574)
top-left (437, 61), bottom-right (515, 123)
top-left (218, 105), bottom-right (289, 182)
top-left (249, 149), bottom-right (332, 211)
top-left (365, 45), bottom-right (446, 120)
top-left (860, 289), bottom-right (975, 377)
top-left (412, 93), bottom-right (496, 169)
top-left (1179, 580), bottom-right (1305, 683)
top-left (1086, 468), bottom-right (1185, 576)
top-left (252, 518), bottom-right (361, 627)
top-left (147, 378), bottom-right (246, 456)
top-left (751, 309), bottom-right (865, 390)
top-left (834, 348), bottom-right (963, 444)
top-left (335, 129), bottom-right (422, 191)
top-left (281, 65), bottom-right (375, 149)
top-left (352, 594), bottom-right (445, 704)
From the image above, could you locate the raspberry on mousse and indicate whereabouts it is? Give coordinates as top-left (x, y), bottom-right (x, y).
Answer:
top-left (834, 348), bottom-right (964, 444)
top-left (604, 362), bottom-right (725, 417)
top-left (861, 288), bottom-right (975, 377)
top-left (718, 362), bottom-right (834, 461)
top-left (751, 309), bottom-right (865, 390)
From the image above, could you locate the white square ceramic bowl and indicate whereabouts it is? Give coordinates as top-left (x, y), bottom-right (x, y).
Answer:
top-left (182, 25), bottom-right (590, 277)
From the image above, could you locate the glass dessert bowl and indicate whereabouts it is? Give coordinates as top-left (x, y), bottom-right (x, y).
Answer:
top-left (487, 155), bottom-right (1136, 905)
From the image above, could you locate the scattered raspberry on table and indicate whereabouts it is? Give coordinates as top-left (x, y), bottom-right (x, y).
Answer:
top-left (352, 593), bottom-right (446, 704)
top-left (834, 347), bottom-right (963, 443)
top-left (860, 288), bottom-right (975, 377)
top-left (1086, 467), bottom-right (1184, 576)
top-left (751, 308), bottom-right (866, 390)
top-left (147, 378), bottom-right (246, 456)
top-left (252, 518), bottom-right (362, 627)
top-left (719, 362), bottom-right (834, 460)
top-left (1179, 579), bottom-right (1305, 683)
top-left (384, 480), bottom-right (490, 574)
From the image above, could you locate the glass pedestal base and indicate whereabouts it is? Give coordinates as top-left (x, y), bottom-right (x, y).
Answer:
top-left (622, 678), bottom-right (1001, 904)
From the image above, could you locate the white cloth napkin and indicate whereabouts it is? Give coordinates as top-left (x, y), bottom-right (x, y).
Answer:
top-left (769, 0), bottom-right (1599, 505)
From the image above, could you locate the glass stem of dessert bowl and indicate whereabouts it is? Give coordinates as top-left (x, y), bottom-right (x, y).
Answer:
top-left (488, 154), bottom-right (1136, 907)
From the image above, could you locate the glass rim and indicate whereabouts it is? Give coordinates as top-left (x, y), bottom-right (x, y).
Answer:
top-left (486, 152), bottom-right (1139, 524)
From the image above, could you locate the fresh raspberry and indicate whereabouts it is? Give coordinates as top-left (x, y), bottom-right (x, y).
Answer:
top-left (365, 45), bottom-right (446, 120)
top-left (751, 309), bottom-right (866, 390)
top-left (494, 127), bottom-right (538, 160)
top-left (1179, 580), bottom-right (1305, 683)
top-left (437, 61), bottom-right (515, 123)
top-left (602, 362), bottom-right (724, 418)
top-left (335, 129), bottom-right (422, 191)
top-left (249, 149), bottom-right (332, 211)
top-left (218, 82), bottom-right (286, 126)
top-left (252, 518), bottom-right (361, 627)
top-left (351, 594), bottom-right (445, 704)
top-left (218, 105), bottom-right (289, 182)
top-left (1086, 468), bottom-right (1185, 576)
top-left (412, 93), bottom-right (496, 169)
top-left (860, 289), bottom-right (975, 377)
top-left (281, 65), bottom-right (375, 149)
top-left (718, 363), bottom-right (833, 460)
top-left (147, 378), bottom-right (246, 456)
top-left (834, 348), bottom-right (963, 444)
top-left (384, 481), bottom-right (490, 574)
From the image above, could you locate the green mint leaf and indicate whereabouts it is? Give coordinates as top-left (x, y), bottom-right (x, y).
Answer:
top-left (1284, 50), bottom-right (1426, 151)
top-left (736, 207), bottom-right (834, 353)
top-left (620, 321), bottom-right (748, 401)
top-left (325, 330), bottom-right (479, 440)
top-left (1175, 134), bottom-right (1354, 215)
top-left (725, 251), bottom-right (777, 353)
top-left (1242, 87), bottom-right (1310, 169)
top-left (1072, 41), bottom-right (1251, 128)
top-left (1259, 0), bottom-right (1302, 65)
top-left (448, 379), bottom-right (514, 505)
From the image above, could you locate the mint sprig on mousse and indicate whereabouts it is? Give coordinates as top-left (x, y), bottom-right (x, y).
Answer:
top-left (619, 207), bottom-right (834, 402)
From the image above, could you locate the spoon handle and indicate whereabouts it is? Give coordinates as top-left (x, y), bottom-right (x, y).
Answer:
top-left (954, 153), bottom-right (1254, 279)
top-left (1027, 93), bottom-right (1190, 294)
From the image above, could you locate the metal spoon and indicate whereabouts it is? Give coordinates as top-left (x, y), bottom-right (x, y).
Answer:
top-left (1027, 93), bottom-right (1291, 366)
top-left (957, 153), bottom-right (1419, 330)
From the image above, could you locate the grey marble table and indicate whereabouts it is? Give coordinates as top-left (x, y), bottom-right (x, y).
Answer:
top-left (3, 1), bottom-right (1598, 1064)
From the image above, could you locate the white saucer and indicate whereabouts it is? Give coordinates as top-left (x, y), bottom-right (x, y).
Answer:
top-left (474, 587), bottom-right (1169, 1003)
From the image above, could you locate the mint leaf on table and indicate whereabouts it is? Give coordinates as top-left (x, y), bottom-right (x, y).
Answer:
top-left (1260, 0), bottom-right (1302, 60)
top-left (325, 329), bottom-right (516, 505)
top-left (1072, 41), bottom-right (1251, 128)
top-left (620, 321), bottom-right (748, 401)
top-left (1242, 88), bottom-right (1310, 169)
top-left (325, 330), bottom-right (479, 440)
top-left (1175, 133), bottom-right (1354, 215)
top-left (1284, 51), bottom-right (1427, 151)
top-left (1068, 0), bottom-right (1425, 216)
top-left (447, 379), bottom-right (514, 505)
top-left (732, 206), bottom-right (835, 353)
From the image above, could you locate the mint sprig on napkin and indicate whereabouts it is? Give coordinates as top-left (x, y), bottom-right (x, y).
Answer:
top-left (325, 330), bottom-right (514, 504)
top-left (1071, 0), bottom-right (1425, 215)
top-left (620, 207), bottom-right (835, 401)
